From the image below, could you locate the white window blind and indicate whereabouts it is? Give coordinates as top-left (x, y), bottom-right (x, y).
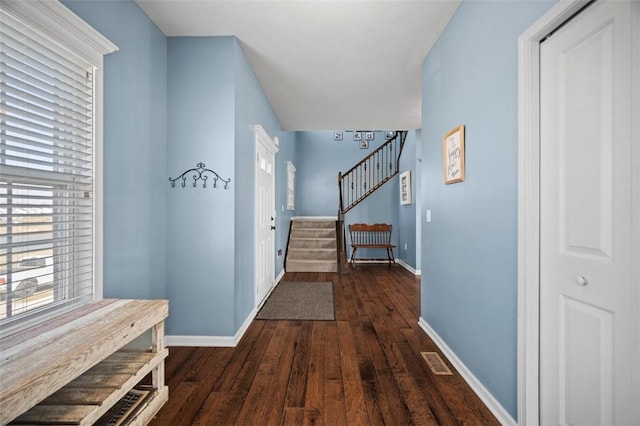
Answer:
top-left (0, 6), bottom-right (98, 327)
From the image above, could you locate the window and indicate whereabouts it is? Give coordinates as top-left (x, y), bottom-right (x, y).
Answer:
top-left (0, 0), bottom-right (116, 334)
top-left (286, 161), bottom-right (296, 210)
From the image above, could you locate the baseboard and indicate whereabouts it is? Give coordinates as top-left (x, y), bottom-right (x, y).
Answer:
top-left (166, 334), bottom-right (236, 347)
top-left (258, 269), bottom-right (285, 310)
top-left (275, 268), bottom-right (285, 286)
top-left (396, 259), bottom-right (421, 276)
top-left (349, 259), bottom-right (396, 265)
top-left (418, 318), bottom-right (516, 426)
top-left (166, 307), bottom-right (257, 347)
top-left (348, 259), bottom-right (420, 274)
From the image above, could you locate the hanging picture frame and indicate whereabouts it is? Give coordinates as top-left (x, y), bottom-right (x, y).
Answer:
top-left (443, 125), bottom-right (465, 184)
top-left (400, 170), bottom-right (412, 205)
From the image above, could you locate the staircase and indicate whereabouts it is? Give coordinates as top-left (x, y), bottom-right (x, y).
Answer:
top-left (285, 218), bottom-right (338, 273)
top-left (284, 131), bottom-right (407, 274)
top-left (336, 131), bottom-right (407, 272)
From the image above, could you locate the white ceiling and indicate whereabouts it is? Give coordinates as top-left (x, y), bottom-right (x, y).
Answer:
top-left (135, 0), bottom-right (461, 131)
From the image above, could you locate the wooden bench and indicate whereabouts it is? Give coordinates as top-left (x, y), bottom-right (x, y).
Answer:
top-left (348, 223), bottom-right (396, 267)
top-left (0, 299), bottom-right (169, 426)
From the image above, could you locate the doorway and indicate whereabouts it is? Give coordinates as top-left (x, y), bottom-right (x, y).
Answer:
top-left (255, 125), bottom-right (278, 308)
top-left (518, 1), bottom-right (639, 424)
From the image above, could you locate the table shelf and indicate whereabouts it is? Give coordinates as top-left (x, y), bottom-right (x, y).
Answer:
top-left (0, 299), bottom-right (169, 426)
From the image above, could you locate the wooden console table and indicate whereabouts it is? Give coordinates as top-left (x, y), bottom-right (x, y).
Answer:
top-left (0, 299), bottom-right (169, 425)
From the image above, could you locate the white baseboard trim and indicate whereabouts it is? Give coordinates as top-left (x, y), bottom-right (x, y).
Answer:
top-left (166, 334), bottom-right (236, 347)
top-left (349, 259), bottom-right (396, 265)
top-left (418, 317), bottom-right (516, 426)
top-left (349, 259), bottom-right (421, 275)
top-left (233, 305), bottom-right (257, 345)
top-left (258, 269), bottom-right (286, 310)
top-left (396, 259), bottom-right (421, 276)
top-left (167, 306), bottom-right (257, 347)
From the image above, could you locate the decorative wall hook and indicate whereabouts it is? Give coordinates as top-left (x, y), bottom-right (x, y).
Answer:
top-left (169, 162), bottom-right (231, 189)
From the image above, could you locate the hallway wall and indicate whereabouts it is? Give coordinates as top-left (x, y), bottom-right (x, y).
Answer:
top-left (420, 0), bottom-right (555, 419)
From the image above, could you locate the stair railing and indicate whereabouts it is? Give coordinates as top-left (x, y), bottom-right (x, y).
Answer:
top-left (336, 130), bottom-right (407, 273)
top-left (338, 131), bottom-right (407, 215)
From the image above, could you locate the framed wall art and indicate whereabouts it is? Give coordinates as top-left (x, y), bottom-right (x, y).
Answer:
top-left (443, 125), bottom-right (465, 184)
top-left (400, 170), bottom-right (412, 205)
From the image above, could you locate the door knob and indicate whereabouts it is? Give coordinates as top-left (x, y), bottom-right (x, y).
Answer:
top-left (270, 225), bottom-right (276, 230)
top-left (575, 275), bottom-right (588, 286)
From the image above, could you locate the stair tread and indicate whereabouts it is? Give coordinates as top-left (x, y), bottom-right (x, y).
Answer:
top-left (287, 218), bottom-right (338, 272)
top-left (289, 247), bottom-right (336, 251)
top-left (289, 239), bottom-right (336, 242)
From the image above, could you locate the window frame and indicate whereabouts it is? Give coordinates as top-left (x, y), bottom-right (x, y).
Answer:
top-left (286, 161), bottom-right (296, 211)
top-left (0, 0), bottom-right (117, 336)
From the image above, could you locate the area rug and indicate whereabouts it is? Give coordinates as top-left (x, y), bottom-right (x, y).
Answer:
top-left (256, 281), bottom-right (335, 320)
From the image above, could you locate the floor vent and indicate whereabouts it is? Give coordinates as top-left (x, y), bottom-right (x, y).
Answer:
top-left (421, 352), bottom-right (453, 375)
top-left (96, 388), bottom-right (150, 426)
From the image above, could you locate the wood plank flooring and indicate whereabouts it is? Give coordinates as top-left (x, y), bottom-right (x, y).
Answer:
top-left (149, 266), bottom-right (500, 425)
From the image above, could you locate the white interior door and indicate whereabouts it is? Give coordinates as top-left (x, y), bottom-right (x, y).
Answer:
top-left (539, 1), bottom-right (638, 424)
top-left (255, 126), bottom-right (278, 307)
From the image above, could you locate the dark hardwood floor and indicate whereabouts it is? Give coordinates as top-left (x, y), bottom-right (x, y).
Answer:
top-left (149, 265), bottom-right (499, 425)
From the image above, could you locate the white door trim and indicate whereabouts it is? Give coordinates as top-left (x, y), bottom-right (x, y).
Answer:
top-left (254, 124), bottom-right (278, 309)
top-left (516, 2), bottom-right (590, 424)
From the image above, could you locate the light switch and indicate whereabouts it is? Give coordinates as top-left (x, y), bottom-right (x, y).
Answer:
top-left (426, 209), bottom-right (431, 223)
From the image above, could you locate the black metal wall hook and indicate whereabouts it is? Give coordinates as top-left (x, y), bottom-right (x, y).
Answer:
top-left (169, 162), bottom-right (231, 189)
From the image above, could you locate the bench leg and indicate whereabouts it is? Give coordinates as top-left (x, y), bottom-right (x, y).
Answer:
top-left (350, 247), bottom-right (357, 268)
top-left (386, 247), bottom-right (395, 268)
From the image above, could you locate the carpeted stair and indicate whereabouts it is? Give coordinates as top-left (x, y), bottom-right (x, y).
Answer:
top-left (286, 218), bottom-right (338, 273)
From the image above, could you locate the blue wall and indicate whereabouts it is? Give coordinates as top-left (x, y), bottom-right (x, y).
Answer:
top-left (65, 1), bottom-right (292, 339)
top-left (295, 131), bottom-right (348, 217)
top-left (397, 130), bottom-right (418, 269)
top-left (63, 0), bottom-right (168, 300)
top-left (420, 0), bottom-right (554, 418)
top-left (166, 37), bottom-right (237, 336)
top-left (166, 37), bottom-right (288, 336)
